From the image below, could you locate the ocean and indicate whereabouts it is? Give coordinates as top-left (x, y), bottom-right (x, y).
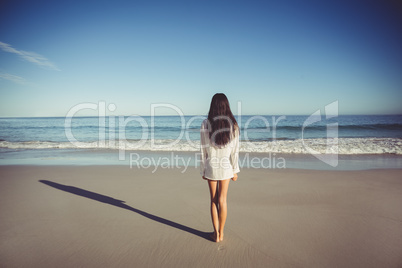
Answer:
top-left (0, 115), bottom-right (401, 169)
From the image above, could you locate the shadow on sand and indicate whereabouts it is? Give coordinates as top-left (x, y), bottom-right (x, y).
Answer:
top-left (39, 180), bottom-right (211, 241)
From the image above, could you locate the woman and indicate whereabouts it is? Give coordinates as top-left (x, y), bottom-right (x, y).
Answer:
top-left (200, 93), bottom-right (240, 242)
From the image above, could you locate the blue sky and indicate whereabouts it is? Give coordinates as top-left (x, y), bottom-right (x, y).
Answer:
top-left (0, 0), bottom-right (401, 117)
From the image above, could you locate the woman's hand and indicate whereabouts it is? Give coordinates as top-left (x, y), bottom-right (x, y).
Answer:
top-left (231, 173), bottom-right (238, 181)
top-left (202, 176), bottom-right (207, 180)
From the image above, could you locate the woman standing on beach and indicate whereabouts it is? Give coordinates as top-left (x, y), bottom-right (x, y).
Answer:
top-left (200, 93), bottom-right (240, 242)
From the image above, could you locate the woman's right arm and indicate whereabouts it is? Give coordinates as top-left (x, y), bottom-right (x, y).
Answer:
top-left (230, 126), bottom-right (240, 175)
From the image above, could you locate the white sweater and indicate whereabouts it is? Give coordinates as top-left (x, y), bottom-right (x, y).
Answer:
top-left (200, 119), bottom-right (240, 180)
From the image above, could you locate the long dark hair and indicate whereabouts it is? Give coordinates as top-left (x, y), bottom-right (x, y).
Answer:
top-left (207, 93), bottom-right (238, 146)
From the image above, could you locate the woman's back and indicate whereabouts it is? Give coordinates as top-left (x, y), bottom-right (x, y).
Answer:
top-left (200, 95), bottom-right (240, 181)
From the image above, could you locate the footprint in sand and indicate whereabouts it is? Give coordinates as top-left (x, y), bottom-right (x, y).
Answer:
top-left (218, 245), bottom-right (225, 251)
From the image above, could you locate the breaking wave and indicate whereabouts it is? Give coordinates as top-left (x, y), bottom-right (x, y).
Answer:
top-left (1, 138), bottom-right (401, 155)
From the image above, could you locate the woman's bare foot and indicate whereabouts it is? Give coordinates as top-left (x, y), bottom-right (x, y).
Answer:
top-left (210, 231), bottom-right (220, 242)
top-left (219, 232), bottom-right (224, 242)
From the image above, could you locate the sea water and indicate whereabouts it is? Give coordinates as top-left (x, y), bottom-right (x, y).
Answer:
top-left (0, 115), bottom-right (401, 169)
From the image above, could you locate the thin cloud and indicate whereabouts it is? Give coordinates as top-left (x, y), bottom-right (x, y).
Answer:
top-left (0, 41), bottom-right (60, 71)
top-left (0, 72), bottom-right (26, 84)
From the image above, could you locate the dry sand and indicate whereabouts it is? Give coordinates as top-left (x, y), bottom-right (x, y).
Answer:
top-left (0, 165), bottom-right (401, 267)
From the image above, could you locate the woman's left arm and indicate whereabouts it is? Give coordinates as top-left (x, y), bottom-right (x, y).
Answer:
top-left (200, 120), bottom-right (209, 178)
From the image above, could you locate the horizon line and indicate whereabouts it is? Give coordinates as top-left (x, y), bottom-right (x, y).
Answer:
top-left (1, 113), bottom-right (402, 119)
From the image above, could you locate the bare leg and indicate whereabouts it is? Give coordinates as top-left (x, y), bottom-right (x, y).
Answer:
top-left (207, 180), bottom-right (220, 242)
top-left (218, 179), bottom-right (230, 241)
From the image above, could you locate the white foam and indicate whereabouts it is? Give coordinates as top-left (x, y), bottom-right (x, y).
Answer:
top-left (0, 138), bottom-right (401, 155)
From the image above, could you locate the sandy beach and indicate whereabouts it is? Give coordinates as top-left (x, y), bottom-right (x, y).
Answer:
top-left (0, 165), bottom-right (401, 267)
